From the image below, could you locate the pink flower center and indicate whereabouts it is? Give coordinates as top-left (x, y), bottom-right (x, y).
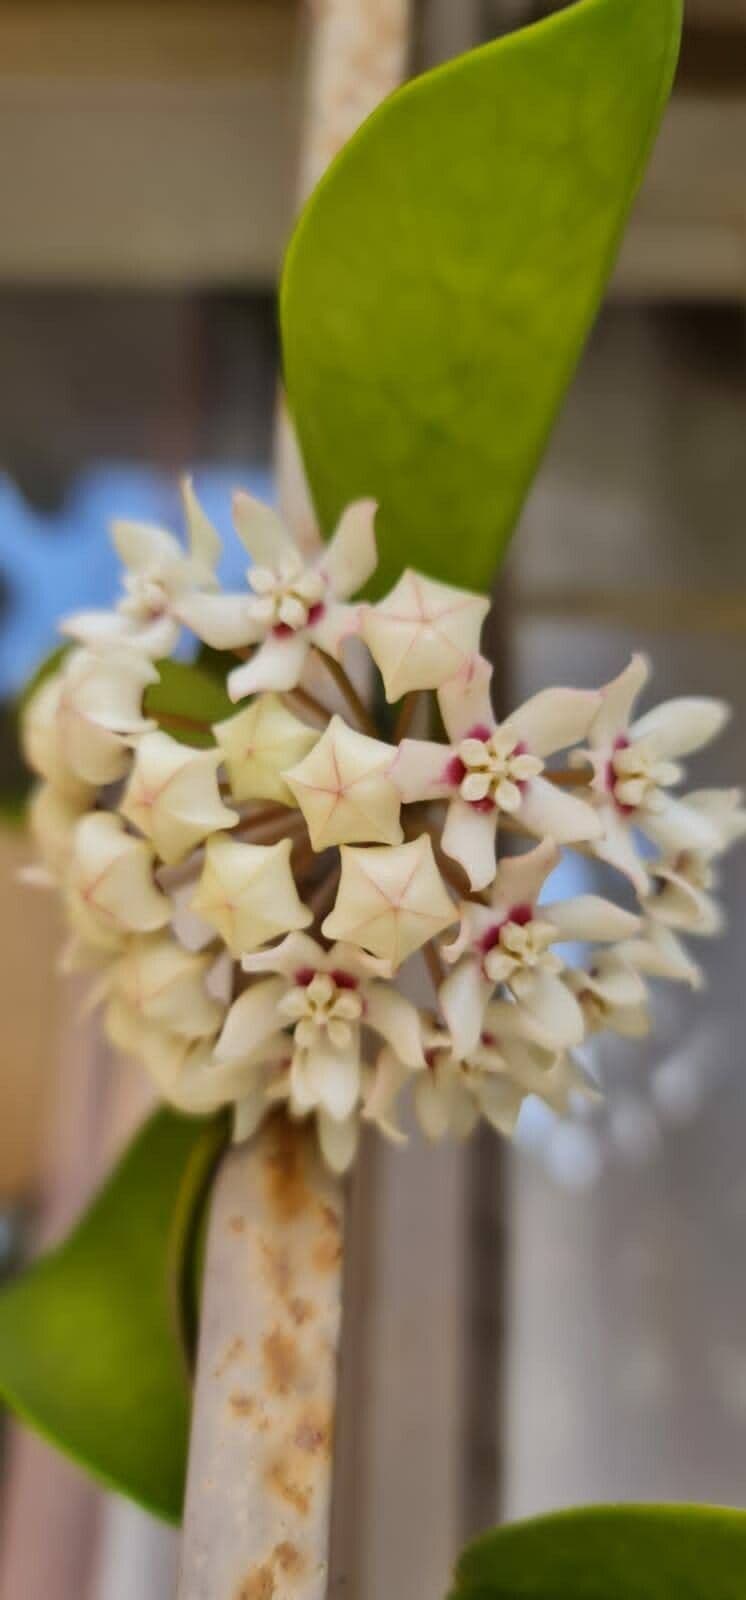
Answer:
top-left (606, 734), bottom-right (636, 815)
top-left (272, 600), bottom-right (325, 639)
top-left (478, 902), bottom-right (534, 955)
top-left (444, 754), bottom-right (467, 786)
top-left (329, 968), bottom-right (359, 991)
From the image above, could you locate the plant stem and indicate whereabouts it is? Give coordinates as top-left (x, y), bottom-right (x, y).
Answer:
top-left (423, 939), bottom-right (445, 998)
top-left (283, 685), bottom-right (334, 726)
top-left (155, 710), bottom-right (211, 738)
top-left (307, 864), bottom-right (341, 927)
top-left (234, 808), bottom-right (307, 845)
top-left (393, 691), bottom-right (422, 742)
top-left (546, 767), bottom-right (590, 788)
top-left (315, 650), bottom-right (378, 737)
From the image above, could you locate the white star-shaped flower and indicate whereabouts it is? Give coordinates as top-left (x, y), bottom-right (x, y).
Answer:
top-left (638, 787), bottom-right (746, 940)
top-left (213, 693), bottom-right (318, 805)
top-left (566, 955), bottom-right (650, 1039)
top-left (110, 933), bottom-right (225, 1041)
top-left (685, 787), bottom-right (746, 851)
top-left (575, 654), bottom-right (729, 893)
top-left (25, 648), bottom-right (156, 789)
top-left (393, 655), bottom-right (601, 889)
top-left (182, 494), bottom-right (377, 695)
top-left (361, 569), bottom-right (490, 701)
top-left (67, 812), bottom-right (170, 954)
top-left (412, 1003), bottom-right (593, 1142)
top-left (440, 837), bottom-right (639, 1056)
top-left (284, 714), bottom-right (402, 850)
top-left (25, 781), bottom-right (91, 885)
top-left (191, 834), bottom-right (312, 957)
top-left (105, 995), bottom-right (288, 1116)
top-left (63, 478), bottom-right (222, 658)
top-left (21, 670), bottom-right (95, 803)
top-left (321, 835), bottom-right (456, 968)
top-left (216, 931), bottom-right (423, 1130)
top-left (615, 914), bottom-right (704, 990)
top-left (121, 730), bottom-right (238, 864)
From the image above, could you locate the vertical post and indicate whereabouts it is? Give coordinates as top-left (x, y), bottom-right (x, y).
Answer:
top-left (275, 0), bottom-right (413, 545)
top-left (461, 576), bottom-right (511, 1541)
top-left (179, 6), bottom-right (413, 1596)
top-left (177, 1121), bottom-right (344, 1600)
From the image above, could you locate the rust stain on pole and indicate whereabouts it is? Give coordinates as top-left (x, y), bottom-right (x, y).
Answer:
top-left (177, 1118), bottom-right (345, 1600)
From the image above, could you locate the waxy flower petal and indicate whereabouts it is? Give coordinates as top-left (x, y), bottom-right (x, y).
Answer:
top-left (631, 696), bottom-right (730, 759)
top-left (362, 570), bottom-right (489, 700)
top-left (617, 918), bottom-right (703, 989)
top-left (121, 730), bottom-right (238, 864)
top-left (284, 715), bottom-right (402, 849)
top-left (567, 955), bottom-right (650, 1038)
top-left (68, 812), bottom-right (170, 949)
top-left (322, 836), bottom-right (456, 968)
top-left (441, 839), bottom-right (638, 1054)
top-left (687, 788), bottom-right (746, 850)
top-left (112, 934), bottom-right (224, 1039)
top-left (579, 655), bottom-right (732, 894)
top-left (401, 670), bottom-right (600, 889)
top-left (26, 781), bottom-right (91, 883)
top-left (317, 1111), bottom-right (360, 1175)
top-left (646, 855), bottom-right (722, 936)
top-left (63, 479), bottom-right (222, 657)
top-left (223, 494), bottom-right (377, 699)
top-left (213, 693), bottom-right (318, 805)
top-left (21, 672), bottom-right (93, 802)
top-left (317, 498), bottom-right (378, 600)
top-left (192, 834), bottom-right (312, 957)
top-left (29, 648), bottom-right (156, 789)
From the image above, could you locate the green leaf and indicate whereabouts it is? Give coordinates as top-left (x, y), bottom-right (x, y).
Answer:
top-left (281, 0), bottom-right (682, 595)
top-left (451, 1505), bottom-right (746, 1599)
top-left (145, 658), bottom-right (234, 748)
top-left (0, 1108), bottom-right (228, 1522)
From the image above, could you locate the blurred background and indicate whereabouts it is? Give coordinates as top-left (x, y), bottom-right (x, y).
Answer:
top-left (0, 2), bottom-right (744, 1597)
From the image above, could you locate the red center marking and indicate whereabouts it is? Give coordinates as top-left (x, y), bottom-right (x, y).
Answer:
top-left (329, 968), bottom-right (358, 991)
top-left (607, 734), bottom-right (636, 814)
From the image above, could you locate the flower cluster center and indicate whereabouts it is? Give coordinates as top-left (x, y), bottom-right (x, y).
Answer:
top-left (610, 736), bottom-right (679, 813)
top-left (456, 729), bottom-right (542, 811)
top-left (483, 915), bottom-right (559, 984)
top-left (279, 969), bottom-right (363, 1049)
top-left (121, 572), bottom-right (169, 621)
top-left (249, 553), bottom-right (325, 633)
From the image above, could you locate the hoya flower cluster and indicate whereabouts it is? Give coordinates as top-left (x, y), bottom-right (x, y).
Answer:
top-left (21, 482), bottom-right (745, 1172)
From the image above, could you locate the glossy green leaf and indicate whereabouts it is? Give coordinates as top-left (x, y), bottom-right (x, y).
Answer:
top-left (281, 0), bottom-right (682, 595)
top-left (0, 1109), bottom-right (227, 1522)
top-left (145, 658), bottom-right (234, 747)
top-left (450, 1505), bottom-right (746, 1599)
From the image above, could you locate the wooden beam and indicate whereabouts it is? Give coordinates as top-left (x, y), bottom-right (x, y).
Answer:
top-left (0, 3), bottom-right (299, 81)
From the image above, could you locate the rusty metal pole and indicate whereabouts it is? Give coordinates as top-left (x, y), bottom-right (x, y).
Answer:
top-left (178, 6), bottom-right (412, 1597)
top-left (177, 1121), bottom-right (345, 1600)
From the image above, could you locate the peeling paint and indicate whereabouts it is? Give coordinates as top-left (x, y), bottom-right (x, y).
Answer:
top-left (263, 1327), bottom-right (301, 1396)
top-left (235, 1564), bottom-right (275, 1600)
top-left (177, 1118), bottom-right (345, 1599)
